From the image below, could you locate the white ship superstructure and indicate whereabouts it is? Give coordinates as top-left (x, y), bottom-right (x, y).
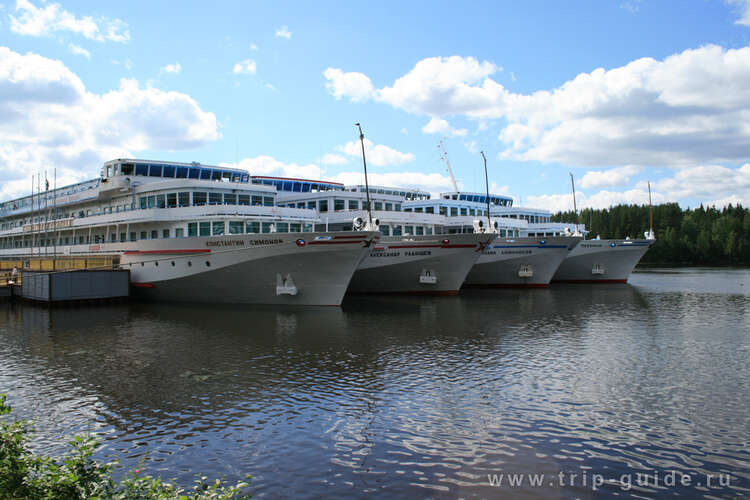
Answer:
top-left (270, 179), bottom-right (492, 294)
top-left (0, 160), bottom-right (376, 305)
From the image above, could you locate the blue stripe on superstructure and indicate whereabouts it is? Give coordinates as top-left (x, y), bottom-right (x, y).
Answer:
top-left (493, 245), bottom-right (568, 249)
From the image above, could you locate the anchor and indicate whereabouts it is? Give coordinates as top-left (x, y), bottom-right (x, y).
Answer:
top-left (276, 273), bottom-right (298, 295)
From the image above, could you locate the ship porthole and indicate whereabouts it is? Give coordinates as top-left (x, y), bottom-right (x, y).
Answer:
top-left (205, 261), bottom-right (211, 267)
top-left (155, 261), bottom-right (159, 266)
top-left (140, 262), bottom-right (144, 267)
top-left (188, 261), bottom-right (192, 267)
top-left (171, 261), bottom-right (175, 266)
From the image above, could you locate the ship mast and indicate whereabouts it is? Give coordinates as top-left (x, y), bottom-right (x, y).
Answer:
top-left (355, 123), bottom-right (373, 226)
top-left (438, 138), bottom-right (459, 193)
top-left (570, 172), bottom-right (581, 236)
top-left (646, 181), bottom-right (655, 240)
top-left (480, 151), bottom-right (492, 231)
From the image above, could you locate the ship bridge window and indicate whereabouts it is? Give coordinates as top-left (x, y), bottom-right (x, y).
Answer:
top-left (189, 168), bottom-right (201, 179)
top-left (392, 225), bottom-right (402, 236)
top-left (301, 183), bottom-right (311, 192)
top-left (156, 194), bottom-right (166, 208)
top-left (193, 192), bottom-right (207, 206)
top-left (229, 221), bottom-right (243, 234)
top-left (224, 193), bottom-right (237, 205)
top-left (212, 221), bottom-right (225, 235)
top-left (450, 207), bottom-right (458, 216)
top-left (200, 169), bottom-right (211, 180)
top-left (414, 207), bottom-right (422, 213)
top-left (167, 193), bottom-right (177, 208)
top-left (149, 165), bottom-right (163, 177)
top-left (178, 192), bottom-right (190, 206)
top-left (318, 200), bottom-right (328, 212)
top-left (263, 197), bottom-right (274, 207)
top-left (425, 206), bottom-right (434, 214)
top-left (121, 163), bottom-right (134, 175)
top-left (163, 165), bottom-right (176, 177)
top-left (209, 193), bottom-right (222, 205)
top-left (176, 166), bottom-right (188, 178)
top-left (334, 199), bottom-right (345, 211)
top-left (374, 201), bottom-right (383, 211)
top-left (460, 208), bottom-right (467, 216)
top-left (252, 195), bottom-right (263, 206)
top-left (135, 164), bottom-right (148, 176)
top-left (199, 222), bottom-right (210, 236)
top-left (307, 201), bottom-right (316, 210)
top-left (380, 225), bottom-right (390, 236)
top-left (238, 195), bottom-right (250, 205)
top-left (246, 221), bottom-right (260, 233)
top-left (385, 202), bottom-right (393, 211)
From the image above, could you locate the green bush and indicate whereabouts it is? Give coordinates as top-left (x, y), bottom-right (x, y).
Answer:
top-left (0, 393), bottom-right (251, 499)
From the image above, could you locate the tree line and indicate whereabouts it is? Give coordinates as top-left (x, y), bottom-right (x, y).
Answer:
top-left (551, 203), bottom-right (750, 265)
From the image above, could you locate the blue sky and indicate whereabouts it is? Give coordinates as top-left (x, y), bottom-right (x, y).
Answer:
top-left (1, 0), bottom-right (750, 212)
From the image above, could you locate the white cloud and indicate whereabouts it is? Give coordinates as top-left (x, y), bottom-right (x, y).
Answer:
top-left (646, 164), bottom-right (750, 204)
top-left (335, 138), bottom-right (415, 166)
top-left (161, 62), bottom-right (182, 74)
top-left (526, 189), bottom-right (666, 213)
top-left (275, 25), bottom-right (291, 39)
top-left (323, 68), bottom-right (374, 102)
top-left (222, 156), bottom-right (321, 180)
top-left (233, 59), bottom-right (256, 75)
top-left (321, 153), bottom-right (348, 165)
top-left (421, 117), bottom-right (467, 137)
top-left (326, 46), bottom-right (750, 168)
top-left (329, 171), bottom-right (455, 192)
top-left (400, 128), bottom-right (408, 135)
top-left (250, 43), bottom-right (258, 50)
top-left (68, 43), bottom-right (90, 59)
top-left (579, 165), bottom-right (642, 189)
top-left (727, 0), bottom-right (750, 25)
top-left (10, 0), bottom-right (130, 42)
top-left (0, 47), bottom-right (219, 201)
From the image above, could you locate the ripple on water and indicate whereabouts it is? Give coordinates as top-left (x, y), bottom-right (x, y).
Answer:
top-left (0, 270), bottom-right (748, 498)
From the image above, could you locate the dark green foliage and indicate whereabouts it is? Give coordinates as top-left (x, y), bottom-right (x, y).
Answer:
top-left (0, 393), bottom-right (251, 499)
top-left (551, 203), bottom-right (750, 265)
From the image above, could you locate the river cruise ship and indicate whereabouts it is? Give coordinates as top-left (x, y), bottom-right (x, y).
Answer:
top-left (267, 178), bottom-right (492, 294)
top-left (0, 160), bottom-right (377, 305)
top-left (402, 193), bottom-right (582, 287)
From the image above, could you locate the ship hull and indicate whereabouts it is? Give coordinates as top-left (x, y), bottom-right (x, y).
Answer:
top-left (347, 233), bottom-right (490, 295)
top-left (464, 236), bottom-right (580, 288)
top-left (552, 239), bottom-right (654, 283)
top-left (120, 232), bottom-right (376, 306)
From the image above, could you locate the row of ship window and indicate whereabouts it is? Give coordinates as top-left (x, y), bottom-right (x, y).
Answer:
top-left (277, 200), bottom-right (403, 212)
top-left (404, 206), bottom-right (489, 216)
top-left (140, 192), bottom-right (275, 209)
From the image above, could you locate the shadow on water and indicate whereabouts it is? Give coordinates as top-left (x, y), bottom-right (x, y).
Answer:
top-left (0, 273), bottom-right (748, 499)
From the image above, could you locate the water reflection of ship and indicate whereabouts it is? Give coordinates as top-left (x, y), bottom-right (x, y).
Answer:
top-left (0, 287), bottom-right (651, 431)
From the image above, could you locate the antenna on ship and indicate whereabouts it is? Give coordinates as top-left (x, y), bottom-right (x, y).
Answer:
top-left (645, 181), bottom-right (656, 240)
top-left (480, 151), bottom-right (492, 231)
top-left (438, 138), bottom-right (459, 193)
top-left (355, 123), bottom-right (373, 227)
top-left (570, 172), bottom-right (582, 237)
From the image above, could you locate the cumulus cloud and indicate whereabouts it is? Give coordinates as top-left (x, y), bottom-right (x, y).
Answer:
top-left (275, 25), bottom-right (291, 39)
top-left (727, 0), bottom-right (750, 25)
top-left (68, 43), bottom-right (90, 59)
top-left (233, 59), bottom-right (256, 75)
top-left (421, 117), bottom-right (467, 137)
top-left (0, 47), bottom-right (219, 201)
top-left (10, 0), bottom-right (130, 42)
top-left (329, 171), bottom-right (455, 192)
top-left (222, 156), bottom-right (321, 180)
top-left (335, 138), bottom-right (415, 166)
top-left (325, 46), bottom-right (750, 168)
top-left (526, 189), bottom-right (666, 213)
top-left (579, 165), bottom-right (642, 189)
top-left (320, 153), bottom-right (348, 165)
top-left (323, 68), bottom-right (374, 102)
top-left (161, 62), bottom-right (181, 74)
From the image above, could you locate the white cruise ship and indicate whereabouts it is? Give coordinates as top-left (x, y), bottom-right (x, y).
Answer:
top-left (402, 193), bottom-right (582, 287)
top-left (0, 160), bottom-right (377, 305)
top-left (267, 178), bottom-right (493, 294)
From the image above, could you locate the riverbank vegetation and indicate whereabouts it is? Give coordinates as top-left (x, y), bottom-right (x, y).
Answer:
top-left (551, 203), bottom-right (750, 265)
top-left (0, 394), bottom-right (250, 499)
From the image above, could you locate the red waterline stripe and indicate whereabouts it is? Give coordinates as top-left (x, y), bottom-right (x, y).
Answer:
top-left (131, 282), bottom-right (155, 288)
top-left (123, 249), bottom-right (211, 255)
top-left (551, 279), bottom-right (628, 284)
top-left (348, 289), bottom-right (460, 296)
top-left (463, 283), bottom-right (549, 289)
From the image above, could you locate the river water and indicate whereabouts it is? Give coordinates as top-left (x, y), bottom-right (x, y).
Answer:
top-left (1, 268), bottom-right (748, 498)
